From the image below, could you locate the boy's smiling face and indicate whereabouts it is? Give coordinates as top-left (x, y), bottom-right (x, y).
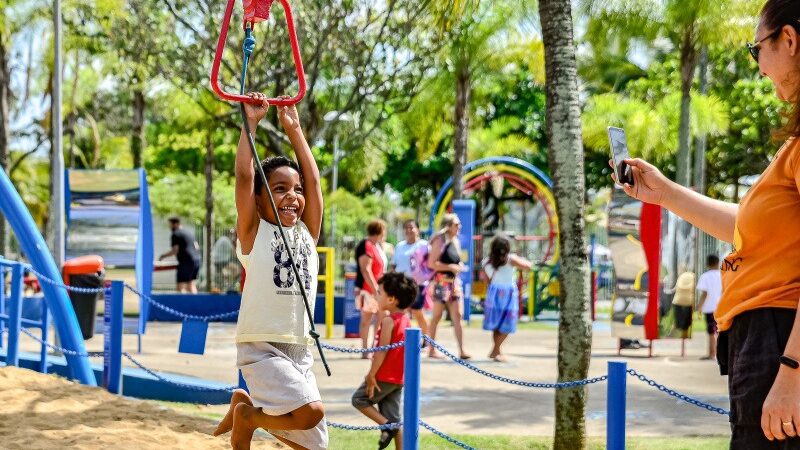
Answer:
top-left (258, 166), bottom-right (305, 227)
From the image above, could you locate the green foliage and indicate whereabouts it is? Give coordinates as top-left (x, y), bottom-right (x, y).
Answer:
top-left (323, 189), bottom-right (397, 244)
top-left (706, 78), bottom-right (787, 199)
top-left (148, 172), bottom-right (235, 229)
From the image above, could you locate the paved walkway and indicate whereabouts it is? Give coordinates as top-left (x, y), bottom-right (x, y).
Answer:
top-left (17, 317), bottom-right (730, 437)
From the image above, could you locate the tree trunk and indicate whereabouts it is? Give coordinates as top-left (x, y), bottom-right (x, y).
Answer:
top-left (452, 66), bottom-right (470, 201)
top-left (670, 30), bottom-right (699, 284)
top-left (131, 89), bottom-right (145, 168)
top-left (693, 47), bottom-right (708, 193)
top-left (694, 47), bottom-right (709, 277)
top-left (539, 1), bottom-right (592, 449)
top-left (204, 131), bottom-right (214, 293)
top-left (676, 30), bottom-right (698, 187)
top-left (0, 37), bottom-right (9, 257)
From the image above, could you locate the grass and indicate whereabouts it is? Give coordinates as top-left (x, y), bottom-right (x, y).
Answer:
top-left (328, 430), bottom-right (729, 450)
top-left (156, 401), bottom-right (728, 450)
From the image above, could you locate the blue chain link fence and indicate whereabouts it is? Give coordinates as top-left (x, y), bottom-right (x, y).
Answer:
top-left (1, 271), bottom-right (733, 450)
top-left (627, 368), bottom-right (730, 416)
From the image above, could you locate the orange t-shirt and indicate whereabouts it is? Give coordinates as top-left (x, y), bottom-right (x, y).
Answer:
top-left (716, 139), bottom-right (800, 331)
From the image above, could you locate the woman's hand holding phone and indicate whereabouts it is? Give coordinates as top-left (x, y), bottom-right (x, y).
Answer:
top-left (608, 158), bottom-right (672, 206)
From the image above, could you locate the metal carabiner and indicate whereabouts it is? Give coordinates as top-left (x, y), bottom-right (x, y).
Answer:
top-left (210, 0), bottom-right (306, 106)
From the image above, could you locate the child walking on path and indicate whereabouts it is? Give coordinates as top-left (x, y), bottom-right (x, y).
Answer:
top-left (214, 92), bottom-right (327, 450)
top-left (351, 272), bottom-right (418, 450)
top-left (481, 235), bottom-right (532, 362)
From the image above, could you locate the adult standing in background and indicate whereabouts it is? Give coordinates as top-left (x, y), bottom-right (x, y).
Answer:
top-left (427, 213), bottom-right (470, 360)
top-left (355, 219), bottom-right (387, 356)
top-left (159, 217), bottom-right (201, 293)
top-left (391, 219), bottom-right (429, 335)
top-left (697, 254), bottom-right (722, 360)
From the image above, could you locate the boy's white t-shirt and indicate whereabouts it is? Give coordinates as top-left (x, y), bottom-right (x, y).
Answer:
top-left (696, 269), bottom-right (722, 313)
top-left (236, 219), bottom-right (318, 345)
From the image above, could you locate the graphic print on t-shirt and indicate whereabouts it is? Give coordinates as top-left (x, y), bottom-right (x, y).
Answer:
top-left (271, 229), bottom-right (312, 296)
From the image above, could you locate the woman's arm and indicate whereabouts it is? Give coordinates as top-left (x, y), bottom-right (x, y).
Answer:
top-left (359, 253), bottom-right (379, 293)
top-left (761, 307), bottom-right (800, 441)
top-left (617, 159), bottom-right (738, 243)
top-left (278, 103), bottom-right (322, 243)
top-left (235, 93), bottom-right (270, 254)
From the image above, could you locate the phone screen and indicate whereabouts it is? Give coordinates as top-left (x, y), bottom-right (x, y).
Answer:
top-left (607, 127), bottom-right (634, 186)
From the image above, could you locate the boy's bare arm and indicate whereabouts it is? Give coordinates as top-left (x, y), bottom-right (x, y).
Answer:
top-left (278, 104), bottom-right (323, 242)
top-left (369, 317), bottom-right (395, 376)
top-left (236, 93), bottom-right (270, 254)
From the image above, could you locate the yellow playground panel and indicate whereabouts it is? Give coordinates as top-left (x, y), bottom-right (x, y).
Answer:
top-left (317, 247), bottom-right (335, 339)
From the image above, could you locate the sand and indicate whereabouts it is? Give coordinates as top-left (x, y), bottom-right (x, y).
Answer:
top-left (0, 366), bottom-right (282, 450)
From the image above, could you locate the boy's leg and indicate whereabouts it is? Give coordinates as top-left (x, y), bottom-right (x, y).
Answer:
top-left (214, 389), bottom-right (252, 436)
top-left (231, 401), bottom-right (325, 450)
top-left (352, 380), bottom-right (390, 425)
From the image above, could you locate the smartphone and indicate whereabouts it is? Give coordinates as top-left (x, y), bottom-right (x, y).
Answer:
top-left (607, 126), bottom-right (634, 186)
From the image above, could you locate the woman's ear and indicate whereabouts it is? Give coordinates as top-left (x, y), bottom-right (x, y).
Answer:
top-left (785, 24), bottom-right (799, 56)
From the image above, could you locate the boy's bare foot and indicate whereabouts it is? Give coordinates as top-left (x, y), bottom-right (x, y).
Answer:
top-left (492, 354), bottom-right (508, 363)
top-left (428, 351), bottom-right (444, 359)
top-left (231, 403), bottom-right (259, 450)
top-left (214, 389), bottom-right (253, 436)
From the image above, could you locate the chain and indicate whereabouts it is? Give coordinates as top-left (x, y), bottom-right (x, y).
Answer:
top-left (125, 284), bottom-right (239, 322)
top-left (27, 267), bottom-right (104, 294)
top-left (419, 420), bottom-right (478, 450)
top-left (326, 421), bottom-right (402, 431)
top-left (626, 369), bottom-right (730, 416)
top-left (423, 336), bottom-right (608, 389)
top-left (321, 341), bottom-right (405, 354)
top-left (19, 327), bottom-right (103, 358)
top-left (121, 352), bottom-right (237, 392)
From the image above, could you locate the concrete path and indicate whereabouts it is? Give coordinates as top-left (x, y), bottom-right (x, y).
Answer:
top-left (18, 317), bottom-right (730, 437)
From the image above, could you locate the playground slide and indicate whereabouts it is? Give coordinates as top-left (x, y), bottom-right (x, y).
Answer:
top-left (0, 169), bottom-right (96, 385)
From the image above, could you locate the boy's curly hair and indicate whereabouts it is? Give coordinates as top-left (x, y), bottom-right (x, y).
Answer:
top-left (378, 272), bottom-right (418, 309)
top-left (253, 156), bottom-right (302, 195)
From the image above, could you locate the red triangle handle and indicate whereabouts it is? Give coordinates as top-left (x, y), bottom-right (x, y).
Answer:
top-left (210, 0), bottom-right (306, 106)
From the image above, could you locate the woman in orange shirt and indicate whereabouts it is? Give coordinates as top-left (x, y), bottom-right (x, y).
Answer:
top-left (614, 2), bottom-right (800, 447)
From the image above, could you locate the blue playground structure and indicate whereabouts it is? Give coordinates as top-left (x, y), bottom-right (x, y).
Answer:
top-left (0, 167), bottom-right (95, 385)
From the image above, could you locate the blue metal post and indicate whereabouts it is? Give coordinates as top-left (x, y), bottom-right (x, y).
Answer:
top-left (452, 200), bottom-right (475, 323)
top-left (40, 301), bottom-right (50, 373)
top-left (403, 328), bottom-right (421, 450)
top-left (103, 281), bottom-right (123, 394)
top-left (607, 361), bottom-right (627, 450)
top-left (0, 266), bottom-right (6, 350)
top-left (6, 263), bottom-right (23, 367)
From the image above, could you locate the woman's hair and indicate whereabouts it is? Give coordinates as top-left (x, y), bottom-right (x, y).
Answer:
top-left (253, 156), bottom-right (302, 195)
top-left (437, 213), bottom-right (461, 250)
top-left (488, 235), bottom-right (511, 269)
top-left (761, 0), bottom-right (800, 137)
top-left (366, 219), bottom-right (387, 237)
top-left (439, 213), bottom-right (458, 232)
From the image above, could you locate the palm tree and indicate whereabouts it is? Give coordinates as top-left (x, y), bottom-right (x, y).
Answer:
top-left (412, 2), bottom-right (530, 199)
top-left (581, 0), bottom-right (758, 187)
top-left (538, 0), bottom-right (592, 448)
